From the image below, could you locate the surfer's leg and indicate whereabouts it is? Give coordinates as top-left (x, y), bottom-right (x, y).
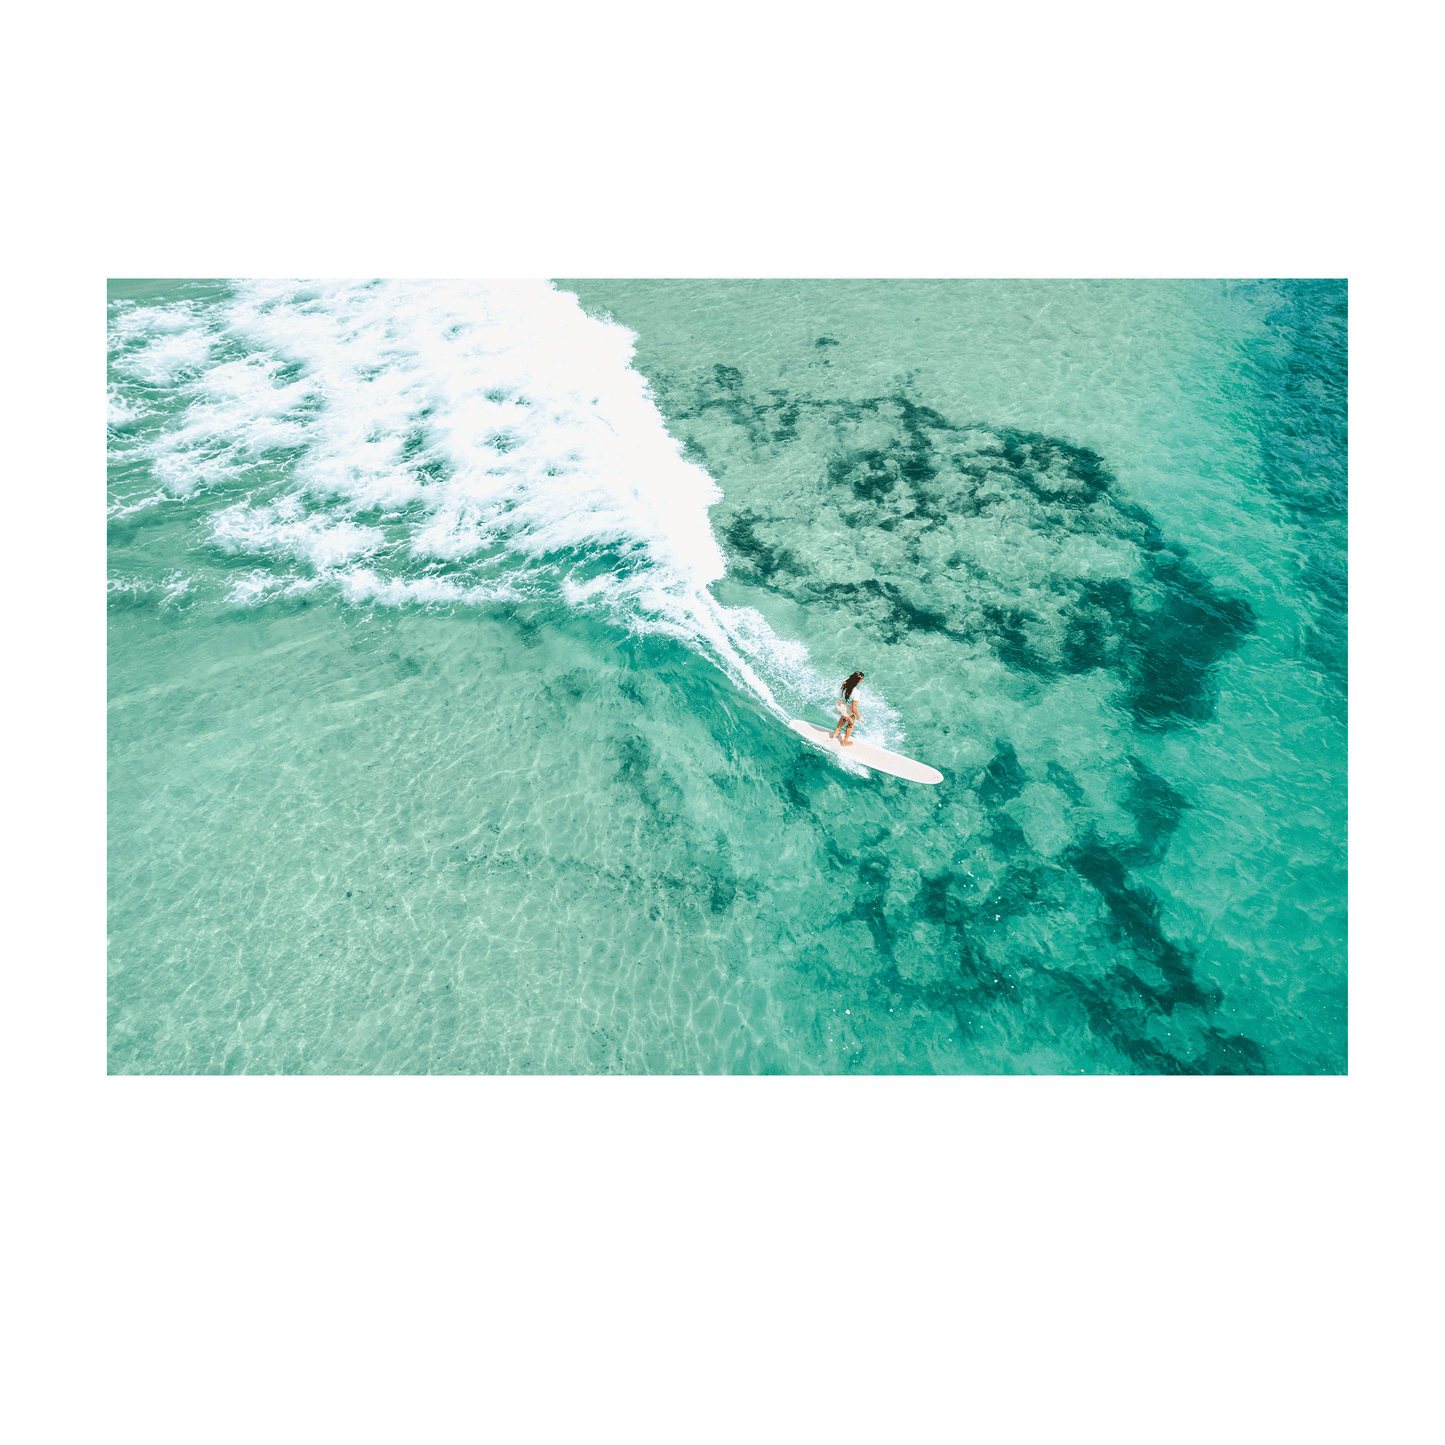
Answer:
top-left (841, 720), bottom-right (855, 746)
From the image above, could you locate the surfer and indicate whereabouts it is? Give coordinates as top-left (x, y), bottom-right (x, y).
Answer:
top-left (829, 671), bottom-right (865, 746)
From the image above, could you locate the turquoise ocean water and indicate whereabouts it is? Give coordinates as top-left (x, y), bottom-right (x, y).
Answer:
top-left (107, 279), bottom-right (1346, 1073)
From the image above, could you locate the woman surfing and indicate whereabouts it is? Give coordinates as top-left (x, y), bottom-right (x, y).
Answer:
top-left (829, 671), bottom-right (865, 747)
top-left (787, 671), bottom-right (942, 783)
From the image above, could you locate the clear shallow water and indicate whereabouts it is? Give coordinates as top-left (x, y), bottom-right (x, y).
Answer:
top-left (108, 278), bottom-right (1346, 1073)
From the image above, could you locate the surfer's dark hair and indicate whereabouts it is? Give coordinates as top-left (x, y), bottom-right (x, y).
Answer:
top-left (842, 671), bottom-right (864, 700)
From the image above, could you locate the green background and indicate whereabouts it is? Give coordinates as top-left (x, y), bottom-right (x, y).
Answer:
top-left (11, 0), bottom-right (1433, 1439)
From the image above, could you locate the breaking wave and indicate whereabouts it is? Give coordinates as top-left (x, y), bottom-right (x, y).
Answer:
top-left (106, 280), bottom-right (890, 735)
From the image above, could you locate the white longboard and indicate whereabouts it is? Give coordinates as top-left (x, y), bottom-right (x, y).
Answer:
top-left (788, 719), bottom-right (944, 784)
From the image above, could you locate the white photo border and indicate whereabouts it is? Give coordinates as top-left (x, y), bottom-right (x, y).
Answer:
top-left (53, 231), bottom-right (1387, 1127)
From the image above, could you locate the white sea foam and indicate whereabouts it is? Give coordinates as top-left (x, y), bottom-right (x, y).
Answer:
top-left (112, 327), bottom-right (216, 387)
top-left (211, 499), bottom-right (385, 570)
top-left (107, 279), bottom-right (891, 732)
top-left (335, 569), bottom-right (525, 609)
top-left (226, 571), bottom-right (303, 607)
top-left (107, 490), bottom-right (173, 519)
top-left (107, 385), bottom-right (149, 428)
top-left (107, 574), bottom-right (154, 597)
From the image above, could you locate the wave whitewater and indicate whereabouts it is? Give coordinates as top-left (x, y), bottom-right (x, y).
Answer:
top-left (107, 279), bottom-right (895, 740)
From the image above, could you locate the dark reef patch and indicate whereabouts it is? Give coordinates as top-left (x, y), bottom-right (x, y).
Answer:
top-left (453, 336), bottom-right (1279, 1070)
top-left (638, 359), bottom-right (1269, 1072)
top-left (656, 366), bottom-right (1255, 731)
top-left (797, 743), bottom-right (1265, 1073)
